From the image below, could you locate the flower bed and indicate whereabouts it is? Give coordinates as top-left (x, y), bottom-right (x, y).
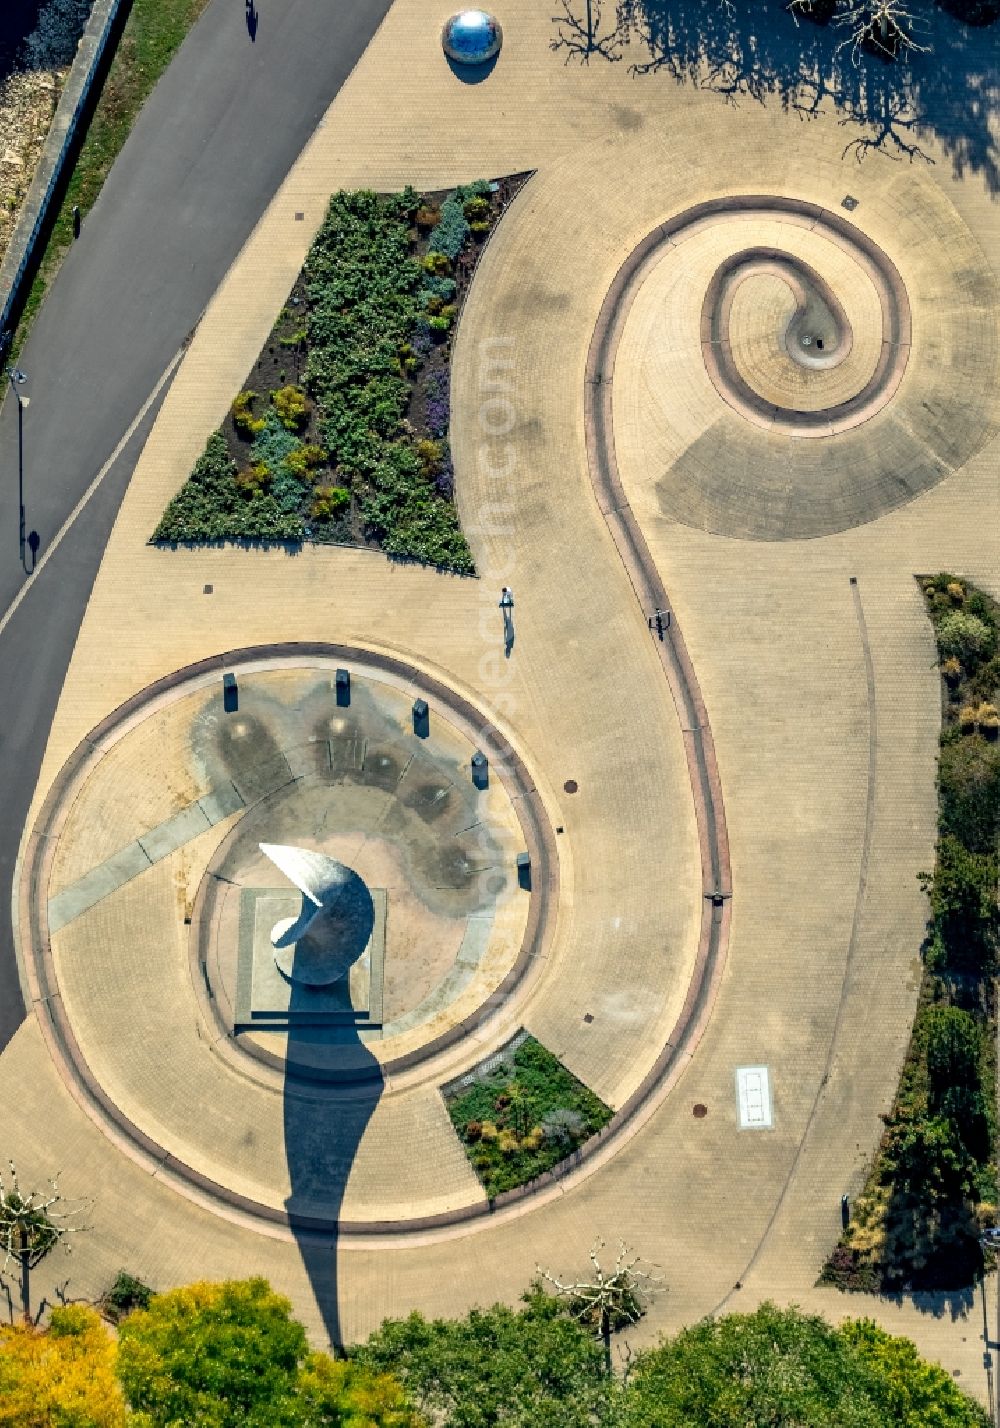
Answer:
top-left (821, 574), bottom-right (1000, 1293)
top-left (444, 1034), bottom-right (612, 1199)
top-left (152, 178), bottom-right (527, 570)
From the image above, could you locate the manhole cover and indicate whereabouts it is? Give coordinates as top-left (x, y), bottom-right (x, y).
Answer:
top-left (692, 1103), bottom-right (708, 1119)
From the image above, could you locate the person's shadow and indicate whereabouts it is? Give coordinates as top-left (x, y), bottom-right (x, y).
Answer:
top-left (502, 609), bottom-right (515, 658)
top-left (245, 0), bottom-right (258, 43)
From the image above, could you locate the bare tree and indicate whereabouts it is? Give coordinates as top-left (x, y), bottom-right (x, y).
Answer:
top-left (539, 1238), bottom-right (665, 1376)
top-left (551, 0), bottom-right (628, 64)
top-left (0, 1161), bottom-right (87, 1322)
top-left (834, 0), bottom-right (930, 64)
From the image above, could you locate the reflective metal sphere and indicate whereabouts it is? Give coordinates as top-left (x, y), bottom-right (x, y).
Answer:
top-left (442, 9), bottom-right (503, 65)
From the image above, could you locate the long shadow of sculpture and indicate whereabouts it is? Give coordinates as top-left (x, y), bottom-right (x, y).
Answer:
top-left (265, 842), bottom-right (384, 1351)
top-left (552, 0), bottom-right (1000, 191)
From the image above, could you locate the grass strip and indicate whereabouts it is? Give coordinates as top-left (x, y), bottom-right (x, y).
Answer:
top-left (11, 0), bottom-right (212, 359)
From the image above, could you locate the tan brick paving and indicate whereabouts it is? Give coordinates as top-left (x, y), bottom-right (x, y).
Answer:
top-left (3, 0), bottom-right (999, 1401)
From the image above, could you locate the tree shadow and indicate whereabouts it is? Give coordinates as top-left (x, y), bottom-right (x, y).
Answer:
top-left (552, 0), bottom-right (1000, 192)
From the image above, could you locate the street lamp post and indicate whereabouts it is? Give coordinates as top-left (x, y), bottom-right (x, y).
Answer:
top-left (7, 367), bottom-right (29, 564)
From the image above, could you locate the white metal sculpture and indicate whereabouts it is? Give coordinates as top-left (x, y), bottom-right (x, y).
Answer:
top-left (259, 842), bottom-right (373, 986)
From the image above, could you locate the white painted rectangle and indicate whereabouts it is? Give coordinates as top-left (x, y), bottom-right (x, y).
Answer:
top-left (736, 1066), bottom-right (772, 1130)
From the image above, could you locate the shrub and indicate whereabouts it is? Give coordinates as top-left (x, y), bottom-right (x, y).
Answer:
top-left (447, 1036), bottom-right (612, 1196)
top-left (235, 462), bottom-right (271, 494)
top-left (925, 1005), bottom-right (981, 1094)
top-left (937, 612), bottom-right (995, 666)
top-left (939, 735), bottom-right (1000, 853)
top-left (151, 432), bottom-right (303, 545)
top-left (271, 384), bottom-right (310, 431)
top-left (310, 485), bottom-right (351, 521)
top-left (416, 438), bottom-right (444, 476)
top-left (102, 1269), bottom-right (153, 1322)
top-left (421, 250), bottom-right (451, 276)
top-left (919, 834), bottom-right (999, 971)
top-left (427, 196), bottom-right (469, 259)
top-left (463, 195), bottom-right (491, 223)
top-left (284, 443), bottom-right (326, 476)
top-left (249, 411), bottom-right (301, 477)
top-left (970, 655), bottom-right (1000, 703)
top-left (231, 389), bottom-right (265, 436)
top-left (420, 274), bottom-right (457, 301)
top-left (959, 704), bottom-right (979, 731)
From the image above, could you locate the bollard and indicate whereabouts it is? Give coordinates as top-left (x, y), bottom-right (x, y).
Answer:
top-left (222, 672), bottom-right (238, 713)
top-left (335, 668), bottom-right (350, 707)
top-left (412, 698), bottom-right (429, 737)
top-left (516, 851), bottom-right (531, 891)
top-left (471, 751), bottom-right (488, 789)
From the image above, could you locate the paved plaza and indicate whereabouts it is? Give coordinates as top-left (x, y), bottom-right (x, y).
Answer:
top-left (2, 0), bottom-right (999, 1401)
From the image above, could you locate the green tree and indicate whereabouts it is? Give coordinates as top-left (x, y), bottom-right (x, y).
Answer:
top-left (619, 1302), bottom-right (988, 1427)
top-left (920, 835), bottom-right (999, 971)
top-left (891, 1116), bottom-right (977, 1206)
top-left (356, 1285), bottom-right (616, 1427)
top-left (925, 1005), bottom-right (981, 1096)
top-left (116, 1278), bottom-right (309, 1427)
top-left (839, 1317), bottom-right (989, 1427)
top-left (0, 1304), bottom-right (126, 1428)
top-left (938, 736), bottom-right (1000, 856)
top-left (297, 1353), bottom-right (422, 1427)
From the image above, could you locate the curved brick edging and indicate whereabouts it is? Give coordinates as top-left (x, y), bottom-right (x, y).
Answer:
top-left (693, 203), bottom-right (910, 436)
top-left (17, 213), bottom-right (744, 1239)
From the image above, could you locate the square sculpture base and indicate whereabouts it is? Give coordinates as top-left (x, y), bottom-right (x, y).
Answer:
top-left (233, 888), bottom-right (385, 1031)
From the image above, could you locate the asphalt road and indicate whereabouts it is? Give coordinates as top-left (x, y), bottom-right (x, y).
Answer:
top-left (0, 0), bottom-right (397, 1052)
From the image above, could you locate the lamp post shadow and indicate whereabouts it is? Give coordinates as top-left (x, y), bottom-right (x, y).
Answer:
top-left (499, 588), bottom-right (515, 659)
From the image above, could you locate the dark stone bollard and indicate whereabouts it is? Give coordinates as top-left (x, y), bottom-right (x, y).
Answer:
top-left (222, 671), bottom-right (238, 713)
top-left (412, 698), bottom-right (429, 737)
top-left (471, 751), bottom-right (488, 789)
top-left (335, 668), bottom-right (351, 707)
top-left (516, 851), bottom-right (531, 891)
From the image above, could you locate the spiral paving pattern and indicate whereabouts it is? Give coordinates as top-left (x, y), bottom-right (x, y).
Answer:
top-left (611, 194), bottom-right (998, 540)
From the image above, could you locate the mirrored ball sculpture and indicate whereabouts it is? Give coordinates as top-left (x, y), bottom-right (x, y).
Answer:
top-left (259, 842), bottom-right (374, 987)
top-left (442, 9), bottom-right (503, 65)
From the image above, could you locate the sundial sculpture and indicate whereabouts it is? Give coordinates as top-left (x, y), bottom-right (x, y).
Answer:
top-left (259, 842), bottom-right (374, 987)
